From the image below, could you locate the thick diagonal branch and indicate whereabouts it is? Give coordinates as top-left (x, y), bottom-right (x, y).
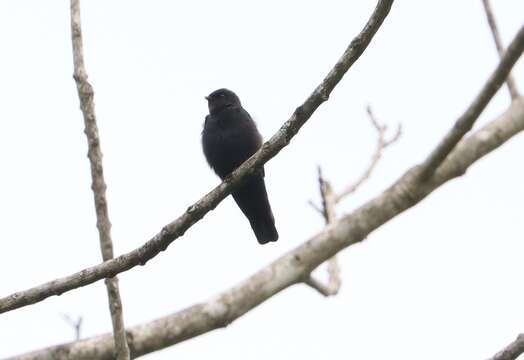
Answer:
top-left (487, 334), bottom-right (524, 360)
top-left (70, 0), bottom-right (129, 358)
top-left (0, 0), bottom-right (395, 315)
top-left (10, 97), bottom-right (524, 360)
top-left (418, 23), bottom-right (524, 180)
top-left (481, 0), bottom-right (520, 100)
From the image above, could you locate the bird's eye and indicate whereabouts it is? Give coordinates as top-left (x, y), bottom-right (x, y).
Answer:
top-left (220, 93), bottom-right (225, 97)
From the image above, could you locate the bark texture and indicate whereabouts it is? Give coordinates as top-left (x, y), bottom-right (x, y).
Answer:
top-left (70, 0), bottom-right (130, 358)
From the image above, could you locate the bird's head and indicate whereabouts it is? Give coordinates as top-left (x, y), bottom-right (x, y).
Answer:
top-left (205, 88), bottom-right (241, 114)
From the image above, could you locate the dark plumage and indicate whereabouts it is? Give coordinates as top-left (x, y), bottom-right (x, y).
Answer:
top-left (202, 88), bottom-right (278, 244)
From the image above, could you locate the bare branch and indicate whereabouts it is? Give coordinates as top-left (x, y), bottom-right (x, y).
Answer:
top-left (0, 0), bottom-right (395, 315)
top-left (304, 276), bottom-right (334, 297)
top-left (336, 106), bottom-right (401, 202)
top-left (70, 0), bottom-right (129, 358)
top-left (11, 97), bottom-right (524, 360)
top-left (304, 167), bottom-right (341, 296)
top-left (487, 334), bottom-right (524, 360)
top-left (383, 123), bottom-right (402, 147)
top-left (326, 256), bottom-right (341, 295)
top-left (307, 199), bottom-right (323, 214)
top-left (481, 0), bottom-right (520, 100)
top-left (311, 107), bottom-right (402, 295)
top-left (307, 108), bottom-right (401, 295)
top-left (418, 23), bottom-right (524, 181)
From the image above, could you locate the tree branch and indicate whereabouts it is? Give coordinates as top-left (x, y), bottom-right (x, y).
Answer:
top-left (304, 276), bottom-right (335, 297)
top-left (70, 0), bottom-right (130, 358)
top-left (336, 106), bottom-right (401, 202)
top-left (306, 107), bottom-right (400, 296)
top-left (481, 0), bottom-right (520, 100)
top-left (305, 167), bottom-right (341, 296)
top-left (418, 23), bottom-right (524, 181)
top-left (0, 0), bottom-right (395, 315)
top-left (487, 334), bottom-right (524, 360)
top-left (10, 96), bottom-right (524, 360)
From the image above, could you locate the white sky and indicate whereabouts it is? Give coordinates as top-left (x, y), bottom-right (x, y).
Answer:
top-left (0, 1), bottom-right (523, 359)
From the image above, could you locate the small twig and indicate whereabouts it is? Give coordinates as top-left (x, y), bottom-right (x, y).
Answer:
top-left (70, 1), bottom-right (130, 359)
top-left (318, 167), bottom-right (337, 224)
top-left (304, 167), bottom-right (341, 296)
top-left (336, 106), bottom-right (401, 202)
top-left (318, 167), bottom-right (341, 295)
top-left (481, 0), bottom-right (520, 100)
top-left (418, 23), bottom-right (524, 181)
top-left (486, 334), bottom-right (524, 360)
top-left (61, 314), bottom-right (83, 340)
top-left (309, 108), bottom-right (401, 294)
top-left (326, 257), bottom-right (341, 294)
top-left (304, 276), bottom-right (334, 297)
top-left (307, 108), bottom-right (401, 295)
top-left (307, 200), bottom-right (323, 215)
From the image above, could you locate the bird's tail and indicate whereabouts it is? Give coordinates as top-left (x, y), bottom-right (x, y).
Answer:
top-left (232, 174), bottom-right (279, 245)
top-left (250, 213), bottom-right (279, 245)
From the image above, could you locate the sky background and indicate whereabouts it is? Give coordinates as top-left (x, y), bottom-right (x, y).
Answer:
top-left (0, 1), bottom-right (523, 359)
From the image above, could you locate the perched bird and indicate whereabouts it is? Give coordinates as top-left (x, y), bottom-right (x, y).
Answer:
top-left (202, 88), bottom-right (278, 244)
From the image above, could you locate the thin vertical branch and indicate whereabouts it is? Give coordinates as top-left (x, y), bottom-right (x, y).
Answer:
top-left (481, 0), bottom-right (520, 100)
top-left (70, 1), bottom-right (130, 359)
top-left (305, 109), bottom-right (400, 296)
top-left (318, 168), bottom-right (341, 294)
top-left (305, 167), bottom-right (341, 296)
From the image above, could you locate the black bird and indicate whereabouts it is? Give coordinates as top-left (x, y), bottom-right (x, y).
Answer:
top-left (202, 88), bottom-right (278, 244)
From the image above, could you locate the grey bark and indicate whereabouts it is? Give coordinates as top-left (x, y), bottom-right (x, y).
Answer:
top-left (481, 0), bottom-right (520, 100)
top-left (418, 22), bottom-right (524, 180)
top-left (70, 0), bottom-right (130, 358)
top-left (487, 334), bottom-right (524, 360)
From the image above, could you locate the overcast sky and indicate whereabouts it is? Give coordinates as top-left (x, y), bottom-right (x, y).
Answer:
top-left (1, 1), bottom-right (523, 359)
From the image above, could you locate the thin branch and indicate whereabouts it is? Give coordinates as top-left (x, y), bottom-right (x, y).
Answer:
top-left (418, 23), bottom-right (524, 181)
top-left (318, 167), bottom-right (337, 224)
top-left (481, 0), bottom-right (520, 100)
top-left (304, 167), bottom-right (341, 296)
top-left (323, 172), bottom-right (341, 295)
top-left (336, 106), bottom-right (401, 202)
top-left (307, 200), bottom-right (323, 214)
top-left (11, 96), bottom-right (524, 360)
top-left (70, 1), bottom-right (129, 358)
top-left (0, 0), bottom-right (395, 315)
top-left (304, 276), bottom-right (334, 297)
top-left (487, 334), bottom-right (524, 360)
top-left (326, 256), bottom-right (341, 294)
top-left (307, 108), bottom-right (400, 296)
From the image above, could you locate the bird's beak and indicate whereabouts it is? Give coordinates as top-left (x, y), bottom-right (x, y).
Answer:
top-left (205, 96), bottom-right (209, 101)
